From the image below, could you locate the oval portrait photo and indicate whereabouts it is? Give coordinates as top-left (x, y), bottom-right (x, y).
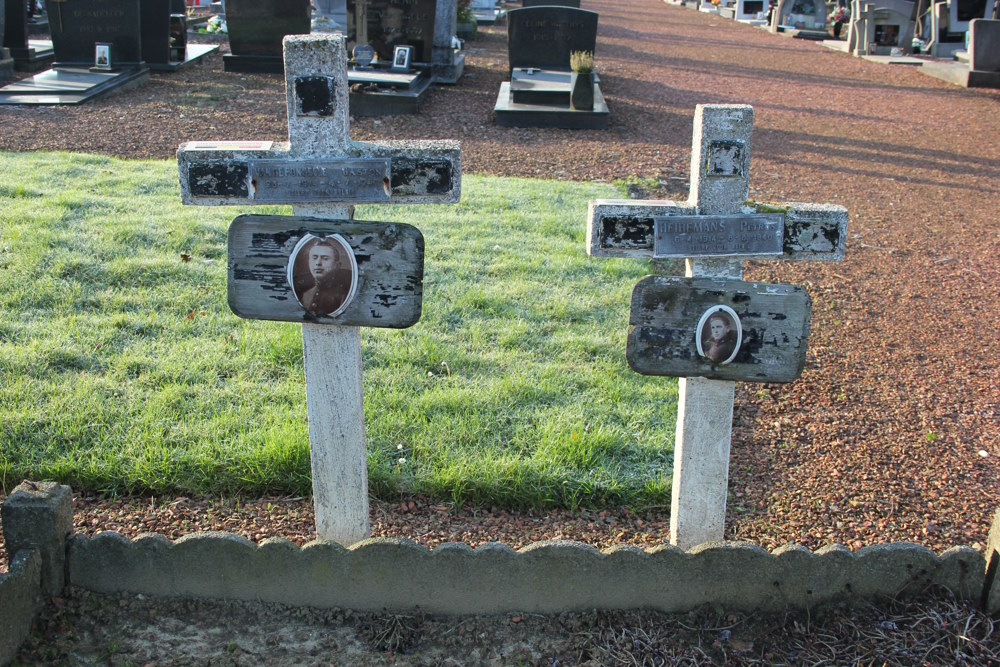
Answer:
top-left (695, 305), bottom-right (742, 365)
top-left (286, 233), bottom-right (359, 318)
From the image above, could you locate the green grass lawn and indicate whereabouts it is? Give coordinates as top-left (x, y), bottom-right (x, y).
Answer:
top-left (0, 151), bottom-right (677, 509)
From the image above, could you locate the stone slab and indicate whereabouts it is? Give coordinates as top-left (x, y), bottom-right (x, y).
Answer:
top-left (0, 64), bottom-right (149, 104)
top-left (494, 80), bottom-right (609, 129)
top-left (970, 19), bottom-right (1000, 71)
top-left (147, 43), bottom-right (219, 72)
top-left (46, 0), bottom-right (143, 67)
top-left (506, 6), bottom-right (598, 72)
top-left (228, 214), bottom-right (424, 327)
top-left (920, 59), bottom-right (1000, 87)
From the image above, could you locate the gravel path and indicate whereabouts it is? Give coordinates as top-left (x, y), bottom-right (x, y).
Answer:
top-left (1, 0), bottom-right (999, 561)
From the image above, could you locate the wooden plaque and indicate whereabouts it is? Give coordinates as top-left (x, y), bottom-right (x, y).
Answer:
top-left (627, 276), bottom-right (812, 383)
top-left (228, 214), bottom-right (424, 328)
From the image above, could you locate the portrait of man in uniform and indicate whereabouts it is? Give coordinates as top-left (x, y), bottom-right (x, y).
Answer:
top-left (696, 305), bottom-right (742, 365)
top-left (287, 233), bottom-right (359, 317)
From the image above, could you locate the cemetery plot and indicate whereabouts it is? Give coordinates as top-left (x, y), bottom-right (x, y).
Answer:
top-left (587, 105), bottom-right (847, 549)
top-left (494, 5), bottom-right (608, 129)
top-left (179, 33), bottom-right (460, 546)
top-left (921, 18), bottom-right (1000, 87)
top-left (341, 0), bottom-right (465, 114)
top-left (0, 0), bottom-right (214, 104)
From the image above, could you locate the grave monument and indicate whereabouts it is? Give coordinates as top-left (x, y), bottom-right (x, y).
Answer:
top-left (0, 0), bottom-right (151, 105)
top-left (177, 32), bottom-right (460, 545)
top-left (341, 0), bottom-right (463, 114)
top-left (586, 105), bottom-right (847, 549)
top-left (770, 0), bottom-right (829, 35)
top-left (847, 0), bottom-right (916, 55)
top-left (3, 0), bottom-right (55, 70)
top-left (493, 5), bottom-right (609, 129)
top-left (141, 0), bottom-right (219, 71)
top-left (921, 17), bottom-right (1000, 86)
top-left (313, 0), bottom-right (349, 32)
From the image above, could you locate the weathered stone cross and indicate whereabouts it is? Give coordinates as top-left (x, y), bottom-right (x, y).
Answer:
top-left (587, 105), bottom-right (847, 550)
top-left (177, 34), bottom-right (460, 546)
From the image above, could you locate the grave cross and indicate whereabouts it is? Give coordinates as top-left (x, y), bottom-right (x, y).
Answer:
top-left (586, 105), bottom-right (847, 550)
top-left (177, 33), bottom-right (461, 546)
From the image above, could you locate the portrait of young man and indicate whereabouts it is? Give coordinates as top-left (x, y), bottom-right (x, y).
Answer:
top-left (288, 234), bottom-right (358, 318)
top-left (696, 305), bottom-right (742, 365)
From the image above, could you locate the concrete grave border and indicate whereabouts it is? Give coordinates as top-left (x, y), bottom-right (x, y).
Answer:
top-left (3, 482), bottom-right (1000, 665)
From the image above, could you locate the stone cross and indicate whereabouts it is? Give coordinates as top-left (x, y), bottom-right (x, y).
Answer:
top-left (177, 33), bottom-right (460, 546)
top-left (587, 105), bottom-right (847, 550)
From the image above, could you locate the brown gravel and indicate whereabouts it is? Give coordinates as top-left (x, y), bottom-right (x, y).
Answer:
top-left (2, 0), bottom-right (1000, 572)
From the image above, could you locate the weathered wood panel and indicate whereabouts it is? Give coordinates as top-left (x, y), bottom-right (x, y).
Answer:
top-left (627, 276), bottom-right (811, 383)
top-left (228, 214), bottom-right (423, 328)
top-left (178, 140), bottom-right (461, 204)
top-left (587, 199), bottom-right (847, 262)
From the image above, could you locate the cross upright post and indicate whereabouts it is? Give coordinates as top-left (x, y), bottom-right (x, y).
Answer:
top-left (587, 104), bottom-right (847, 550)
top-left (177, 33), bottom-right (461, 546)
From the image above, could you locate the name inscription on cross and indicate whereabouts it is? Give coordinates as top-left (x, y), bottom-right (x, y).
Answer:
top-left (587, 104), bottom-right (848, 550)
top-left (177, 33), bottom-right (461, 546)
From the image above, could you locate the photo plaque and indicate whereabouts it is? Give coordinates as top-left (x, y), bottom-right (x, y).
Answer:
top-left (287, 233), bottom-right (359, 317)
top-left (94, 43), bottom-right (112, 70)
top-left (353, 44), bottom-right (376, 68)
top-left (695, 305), bottom-right (742, 365)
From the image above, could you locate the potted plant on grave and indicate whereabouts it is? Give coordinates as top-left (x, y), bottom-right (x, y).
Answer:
top-left (569, 50), bottom-right (594, 111)
top-left (829, 5), bottom-right (849, 37)
top-left (456, 0), bottom-right (477, 40)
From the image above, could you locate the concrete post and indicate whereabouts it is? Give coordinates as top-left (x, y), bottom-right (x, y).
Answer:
top-left (1, 480), bottom-right (74, 596)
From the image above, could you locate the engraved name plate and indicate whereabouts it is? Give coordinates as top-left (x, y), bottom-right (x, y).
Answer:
top-left (249, 158), bottom-right (391, 203)
top-left (653, 213), bottom-right (784, 258)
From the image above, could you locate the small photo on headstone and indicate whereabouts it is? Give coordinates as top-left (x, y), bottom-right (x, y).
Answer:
top-left (696, 305), bottom-right (742, 365)
top-left (287, 234), bottom-right (359, 317)
top-left (94, 43), bottom-right (112, 70)
top-left (392, 45), bottom-right (413, 71)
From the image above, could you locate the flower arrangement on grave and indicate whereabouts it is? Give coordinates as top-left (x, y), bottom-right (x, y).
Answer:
top-left (829, 6), bottom-right (849, 22)
top-left (569, 51), bottom-right (595, 111)
top-left (570, 50), bottom-right (594, 74)
top-left (457, 0), bottom-right (475, 24)
top-left (205, 15), bottom-right (228, 34)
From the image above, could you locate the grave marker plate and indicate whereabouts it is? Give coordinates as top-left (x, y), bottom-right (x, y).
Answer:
top-left (228, 214), bottom-right (423, 327)
top-left (248, 158), bottom-right (392, 203)
top-left (627, 276), bottom-right (811, 383)
top-left (653, 214), bottom-right (784, 258)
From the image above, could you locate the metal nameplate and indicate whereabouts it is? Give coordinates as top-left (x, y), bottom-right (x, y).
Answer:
top-left (653, 213), bottom-right (784, 258)
top-left (248, 158), bottom-right (391, 203)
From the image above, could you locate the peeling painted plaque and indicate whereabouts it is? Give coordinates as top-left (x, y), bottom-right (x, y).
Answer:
top-left (249, 158), bottom-right (391, 203)
top-left (228, 214), bottom-right (424, 328)
top-left (295, 76), bottom-right (335, 117)
top-left (627, 276), bottom-right (811, 383)
top-left (706, 140), bottom-right (745, 177)
top-left (653, 213), bottom-right (784, 258)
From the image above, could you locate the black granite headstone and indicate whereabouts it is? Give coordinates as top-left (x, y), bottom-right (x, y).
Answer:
top-left (226, 0), bottom-right (311, 59)
top-left (521, 0), bottom-right (581, 7)
top-left (346, 0), bottom-right (437, 62)
top-left (507, 6), bottom-right (598, 72)
top-left (955, 0), bottom-right (987, 21)
top-left (140, 0), bottom-right (174, 65)
top-left (46, 0), bottom-right (143, 67)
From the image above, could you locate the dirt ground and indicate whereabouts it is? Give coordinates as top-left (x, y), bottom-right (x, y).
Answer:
top-left (3, 0), bottom-right (1000, 662)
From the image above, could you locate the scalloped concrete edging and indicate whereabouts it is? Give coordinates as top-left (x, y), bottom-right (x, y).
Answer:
top-left (68, 531), bottom-right (984, 615)
top-left (0, 550), bottom-right (42, 667)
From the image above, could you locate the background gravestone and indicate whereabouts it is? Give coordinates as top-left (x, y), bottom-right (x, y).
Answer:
top-left (506, 6), bottom-right (598, 72)
top-left (347, 0), bottom-right (438, 63)
top-left (224, 0), bottom-right (311, 73)
top-left (47, 0), bottom-right (143, 67)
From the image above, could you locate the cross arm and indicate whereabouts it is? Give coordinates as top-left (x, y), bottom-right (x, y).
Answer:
top-left (177, 140), bottom-right (461, 205)
top-left (587, 199), bottom-right (848, 262)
